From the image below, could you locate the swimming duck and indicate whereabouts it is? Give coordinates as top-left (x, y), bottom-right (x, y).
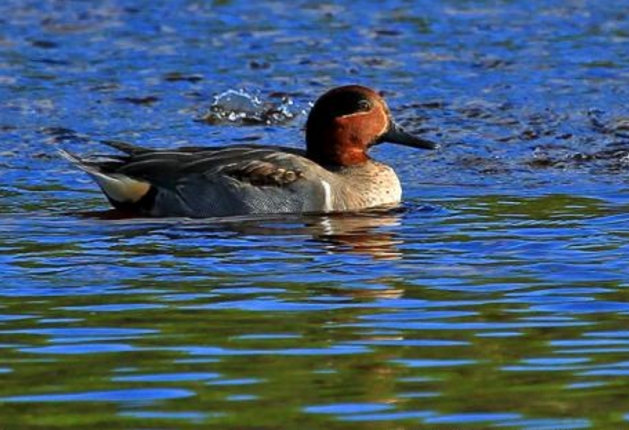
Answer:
top-left (61, 85), bottom-right (438, 217)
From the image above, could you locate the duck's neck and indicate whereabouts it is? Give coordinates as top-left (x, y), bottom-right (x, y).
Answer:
top-left (307, 144), bottom-right (370, 167)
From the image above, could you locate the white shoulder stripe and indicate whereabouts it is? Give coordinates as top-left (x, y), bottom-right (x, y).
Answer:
top-left (320, 180), bottom-right (333, 212)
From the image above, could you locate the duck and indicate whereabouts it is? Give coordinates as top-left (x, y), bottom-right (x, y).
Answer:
top-left (61, 85), bottom-right (438, 218)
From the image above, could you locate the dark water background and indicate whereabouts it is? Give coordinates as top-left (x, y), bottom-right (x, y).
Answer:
top-left (2, 1), bottom-right (629, 429)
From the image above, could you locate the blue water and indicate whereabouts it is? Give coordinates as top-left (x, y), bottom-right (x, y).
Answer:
top-left (2, 1), bottom-right (629, 429)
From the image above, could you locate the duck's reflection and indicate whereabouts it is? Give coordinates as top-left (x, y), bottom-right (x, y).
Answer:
top-left (81, 208), bottom-right (405, 260)
top-left (303, 212), bottom-right (404, 260)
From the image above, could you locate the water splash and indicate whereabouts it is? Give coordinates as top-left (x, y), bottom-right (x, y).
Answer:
top-left (198, 89), bottom-right (298, 125)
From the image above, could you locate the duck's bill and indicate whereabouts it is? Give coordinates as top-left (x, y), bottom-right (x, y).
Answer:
top-left (381, 122), bottom-right (439, 150)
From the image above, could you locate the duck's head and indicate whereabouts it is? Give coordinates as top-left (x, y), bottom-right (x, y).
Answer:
top-left (306, 85), bottom-right (438, 167)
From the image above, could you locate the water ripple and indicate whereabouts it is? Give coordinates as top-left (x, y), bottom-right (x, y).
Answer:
top-left (2, 388), bottom-right (194, 403)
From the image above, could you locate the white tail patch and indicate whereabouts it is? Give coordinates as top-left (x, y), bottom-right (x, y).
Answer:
top-left (59, 149), bottom-right (150, 203)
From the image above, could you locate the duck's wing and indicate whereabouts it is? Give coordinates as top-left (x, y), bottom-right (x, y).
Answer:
top-left (61, 142), bottom-right (328, 217)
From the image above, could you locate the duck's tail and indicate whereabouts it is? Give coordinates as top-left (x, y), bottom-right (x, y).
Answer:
top-left (59, 149), bottom-right (151, 204)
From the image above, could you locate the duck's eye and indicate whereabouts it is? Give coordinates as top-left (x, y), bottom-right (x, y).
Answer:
top-left (357, 99), bottom-right (372, 112)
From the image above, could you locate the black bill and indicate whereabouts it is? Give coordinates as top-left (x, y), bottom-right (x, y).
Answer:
top-left (380, 121), bottom-right (439, 150)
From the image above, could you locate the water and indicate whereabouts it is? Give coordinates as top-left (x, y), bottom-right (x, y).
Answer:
top-left (2, 0), bottom-right (629, 429)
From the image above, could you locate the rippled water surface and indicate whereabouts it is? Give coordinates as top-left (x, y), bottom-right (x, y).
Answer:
top-left (2, 1), bottom-right (629, 429)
